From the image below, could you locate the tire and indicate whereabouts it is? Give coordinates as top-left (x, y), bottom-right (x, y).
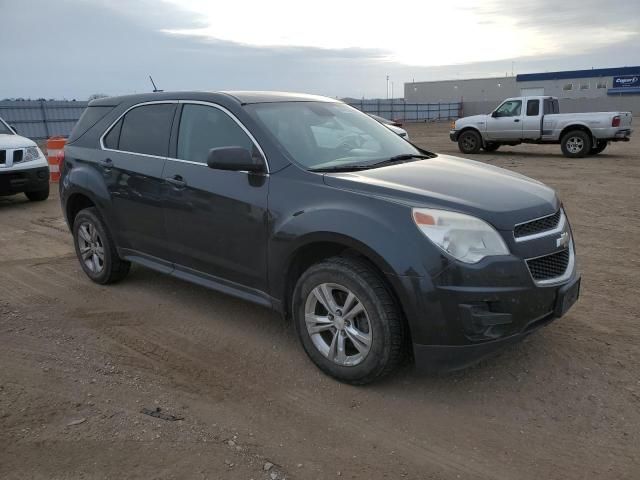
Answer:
top-left (292, 255), bottom-right (407, 385)
top-left (72, 207), bottom-right (130, 284)
top-left (561, 130), bottom-right (592, 158)
top-left (590, 140), bottom-right (607, 155)
top-left (482, 142), bottom-right (500, 152)
top-left (457, 130), bottom-right (482, 154)
top-left (25, 184), bottom-right (50, 202)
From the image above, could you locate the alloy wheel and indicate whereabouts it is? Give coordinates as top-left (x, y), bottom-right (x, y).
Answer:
top-left (304, 283), bottom-right (372, 366)
top-left (566, 136), bottom-right (585, 154)
top-left (77, 221), bottom-right (105, 274)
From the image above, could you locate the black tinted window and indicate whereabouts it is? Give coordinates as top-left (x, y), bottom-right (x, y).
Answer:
top-left (103, 118), bottom-right (122, 149)
top-left (118, 104), bottom-right (176, 156)
top-left (526, 100), bottom-right (540, 116)
top-left (177, 104), bottom-right (254, 163)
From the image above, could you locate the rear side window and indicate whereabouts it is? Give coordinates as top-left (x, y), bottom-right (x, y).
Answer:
top-left (68, 106), bottom-right (113, 143)
top-left (103, 118), bottom-right (122, 149)
top-left (543, 99), bottom-right (560, 114)
top-left (526, 100), bottom-right (540, 116)
top-left (177, 104), bottom-right (254, 163)
top-left (117, 103), bottom-right (176, 157)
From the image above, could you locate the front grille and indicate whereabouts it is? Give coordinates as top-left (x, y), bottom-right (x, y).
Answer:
top-left (515, 210), bottom-right (561, 238)
top-left (526, 249), bottom-right (570, 281)
top-left (0, 150), bottom-right (5, 165)
top-left (13, 149), bottom-right (23, 163)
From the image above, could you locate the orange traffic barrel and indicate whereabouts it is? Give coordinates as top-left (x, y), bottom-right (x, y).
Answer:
top-left (46, 137), bottom-right (66, 182)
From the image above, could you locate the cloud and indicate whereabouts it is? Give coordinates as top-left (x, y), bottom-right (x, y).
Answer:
top-left (0, 0), bottom-right (638, 100)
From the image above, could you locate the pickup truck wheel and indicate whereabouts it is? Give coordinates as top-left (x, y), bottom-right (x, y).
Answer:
top-left (25, 184), bottom-right (50, 202)
top-left (73, 207), bottom-right (131, 285)
top-left (458, 130), bottom-right (482, 154)
top-left (483, 142), bottom-right (500, 152)
top-left (561, 130), bottom-right (592, 158)
top-left (292, 256), bottom-right (406, 385)
top-left (590, 140), bottom-right (608, 155)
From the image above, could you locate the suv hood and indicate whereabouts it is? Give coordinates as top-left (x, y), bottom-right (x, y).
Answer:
top-left (322, 155), bottom-right (559, 230)
top-left (0, 134), bottom-right (37, 149)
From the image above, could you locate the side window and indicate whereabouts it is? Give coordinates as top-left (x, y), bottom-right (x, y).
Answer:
top-left (495, 100), bottom-right (522, 117)
top-left (103, 118), bottom-right (123, 149)
top-left (177, 104), bottom-right (254, 163)
top-left (118, 104), bottom-right (176, 157)
top-left (526, 100), bottom-right (540, 116)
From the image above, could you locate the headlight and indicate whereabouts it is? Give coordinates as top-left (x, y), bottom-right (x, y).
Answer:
top-left (23, 146), bottom-right (42, 162)
top-left (412, 208), bottom-right (509, 263)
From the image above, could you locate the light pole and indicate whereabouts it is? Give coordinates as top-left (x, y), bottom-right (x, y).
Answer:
top-left (386, 75), bottom-right (389, 100)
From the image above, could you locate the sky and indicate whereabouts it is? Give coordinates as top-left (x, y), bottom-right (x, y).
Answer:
top-left (1, 0), bottom-right (638, 100)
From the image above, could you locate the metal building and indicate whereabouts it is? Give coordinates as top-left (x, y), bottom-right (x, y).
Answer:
top-left (405, 66), bottom-right (640, 116)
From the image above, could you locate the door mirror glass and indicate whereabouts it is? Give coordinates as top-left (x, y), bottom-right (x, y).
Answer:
top-left (207, 146), bottom-right (265, 173)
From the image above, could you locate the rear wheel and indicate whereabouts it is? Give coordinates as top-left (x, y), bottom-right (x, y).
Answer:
top-left (73, 207), bottom-right (130, 284)
top-left (590, 140), bottom-right (608, 155)
top-left (25, 184), bottom-right (50, 202)
top-left (457, 130), bottom-right (482, 154)
top-left (482, 142), bottom-right (500, 152)
top-left (292, 256), bottom-right (406, 384)
top-left (561, 130), bottom-right (592, 158)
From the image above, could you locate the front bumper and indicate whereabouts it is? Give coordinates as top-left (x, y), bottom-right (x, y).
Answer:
top-left (0, 166), bottom-right (50, 195)
top-left (413, 274), bottom-right (580, 372)
top-left (449, 130), bottom-right (460, 142)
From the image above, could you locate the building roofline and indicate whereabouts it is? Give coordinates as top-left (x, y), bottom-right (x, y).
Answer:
top-left (516, 66), bottom-right (640, 82)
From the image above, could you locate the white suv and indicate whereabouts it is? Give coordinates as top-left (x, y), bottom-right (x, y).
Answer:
top-left (0, 117), bottom-right (50, 201)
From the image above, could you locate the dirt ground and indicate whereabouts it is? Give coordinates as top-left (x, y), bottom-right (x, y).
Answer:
top-left (1, 122), bottom-right (638, 479)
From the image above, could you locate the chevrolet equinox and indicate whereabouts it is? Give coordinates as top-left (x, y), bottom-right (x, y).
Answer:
top-left (60, 91), bottom-right (581, 384)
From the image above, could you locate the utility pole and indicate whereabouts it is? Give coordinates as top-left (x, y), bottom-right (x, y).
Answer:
top-left (391, 81), bottom-right (394, 100)
top-left (386, 75), bottom-right (389, 100)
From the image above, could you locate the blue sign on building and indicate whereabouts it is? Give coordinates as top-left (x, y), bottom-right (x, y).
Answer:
top-left (613, 75), bottom-right (640, 88)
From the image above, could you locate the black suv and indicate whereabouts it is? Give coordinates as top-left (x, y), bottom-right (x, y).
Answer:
top-left (60, 91), bottom-right (580, 384)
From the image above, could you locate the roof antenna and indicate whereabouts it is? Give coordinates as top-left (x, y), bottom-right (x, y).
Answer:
top-left (149, 75), bottom-right (163, 93)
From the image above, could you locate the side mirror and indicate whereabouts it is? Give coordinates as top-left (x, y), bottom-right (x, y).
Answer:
top-left (491, 111), bottom-right (498, 118)
top-left (10, 125), bottom-right (18, 134)
top-left (207, 146), bottom-right (266, 174)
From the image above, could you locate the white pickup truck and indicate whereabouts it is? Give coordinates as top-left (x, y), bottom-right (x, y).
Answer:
top-left (450, 96), bottom-right (633, 158)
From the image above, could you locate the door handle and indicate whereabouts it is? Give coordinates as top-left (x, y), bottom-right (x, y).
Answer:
top-left (514, 119), bottom-right (521, 122)
top-left (165, 175), bottom-right (187, 188)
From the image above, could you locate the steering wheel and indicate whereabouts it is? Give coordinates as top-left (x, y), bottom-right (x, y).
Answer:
top-left (337, 133), bottom-right (364, 153)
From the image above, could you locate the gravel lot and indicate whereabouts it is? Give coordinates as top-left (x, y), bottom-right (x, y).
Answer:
top-left (1, 122), bottom-right (638, 479)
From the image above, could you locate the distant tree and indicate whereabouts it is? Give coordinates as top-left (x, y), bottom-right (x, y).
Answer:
top-left (88, 93), bottom-right (109, 101)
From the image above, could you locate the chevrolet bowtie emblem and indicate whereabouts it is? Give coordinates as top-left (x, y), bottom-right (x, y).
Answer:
top-left (556, 231), bottom-right (570, 249)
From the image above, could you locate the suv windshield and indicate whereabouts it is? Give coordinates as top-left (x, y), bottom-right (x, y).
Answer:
top-left (0, 119), bottom-right (14, 135)
top-left (247, 102), bottom-right (426, 170)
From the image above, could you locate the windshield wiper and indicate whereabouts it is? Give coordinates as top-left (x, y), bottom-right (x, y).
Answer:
top-left (309, 153), bottom-right (432, 173)
top-left (370, 153), bottom-right (431, 166)
top-left (309, 165), bottom-right (374, 172)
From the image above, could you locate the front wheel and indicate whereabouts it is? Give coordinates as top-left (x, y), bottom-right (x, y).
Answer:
top-left (590, 140), bottom-right (608, 155)
top-left (457, 130), bottom-right (482, 154)
top-left (292, 256), bottom-right (407, 384)
top-left (561, 130), bottom-right (592, 158)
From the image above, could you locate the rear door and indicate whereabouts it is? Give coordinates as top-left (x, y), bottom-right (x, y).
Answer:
top-left (485, 99), bottom-right (524, 140)
top-left (522, 98), bottom-right (542, 139)
top-left (161, 102), bottom-right (269, 292)
top-left (101, 102), bottom-right (176, 264)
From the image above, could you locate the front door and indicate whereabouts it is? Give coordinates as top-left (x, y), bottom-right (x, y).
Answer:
top-left (100, 102), bottom-right (176, 262)
top-left (162, 103), bottom-right (269, 293)
top-left (485, 99), bottom-right (523, 141)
